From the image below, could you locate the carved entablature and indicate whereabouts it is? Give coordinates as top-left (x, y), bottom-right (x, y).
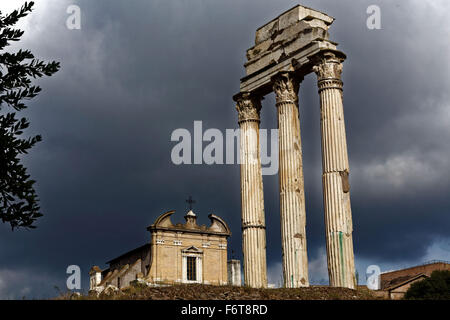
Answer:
top-left (312, 51), bottom-right (345, 91)
top-left (272, 72), bottom-right (300, 105)
top-left (234, 92), bottom-right (262, 124)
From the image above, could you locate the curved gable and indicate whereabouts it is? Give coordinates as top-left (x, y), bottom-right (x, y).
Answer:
top-left (153, 210), bottom-right (175, 228)
top-left (208, 214), bottom-right (231, 235)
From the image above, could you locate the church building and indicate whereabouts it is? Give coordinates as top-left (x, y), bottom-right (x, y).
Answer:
top-left (89, 208), bottom-right (241, 291)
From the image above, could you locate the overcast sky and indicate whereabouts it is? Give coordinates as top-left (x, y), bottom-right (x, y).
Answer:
top-left (0, 0), bottom-right (449, 298)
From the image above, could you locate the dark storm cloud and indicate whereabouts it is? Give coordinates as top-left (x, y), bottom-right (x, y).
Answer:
top-left (0, 0), bottom-right (449, 297)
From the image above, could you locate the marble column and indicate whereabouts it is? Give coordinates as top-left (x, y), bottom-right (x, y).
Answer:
top-left (313, 52), bottom-right (356, 289)
top-left (272, 72), bottom-right (309, 288)
top-left (235, 92), bottom-right (267, 288)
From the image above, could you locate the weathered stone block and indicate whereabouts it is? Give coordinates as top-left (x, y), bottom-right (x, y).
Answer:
top-left (245, 5), bottom-right (335, 77)
top-left (255, 5), bottom-right (333, 45)
top-left (227, 260), bottom-right (242, 286)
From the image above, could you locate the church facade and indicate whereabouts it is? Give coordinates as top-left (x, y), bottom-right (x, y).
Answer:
top-left (89, 209), bottom-right (239, 291)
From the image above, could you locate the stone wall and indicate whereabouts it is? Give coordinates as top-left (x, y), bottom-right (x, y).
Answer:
top-left (147, 230), bottom-right (228, 285)
top-left (120, 260), bottom-right (142, 288)
top-left (228, 260), bottom-right (242, 286)
top-left (108, 244), bottom-right (150, 275)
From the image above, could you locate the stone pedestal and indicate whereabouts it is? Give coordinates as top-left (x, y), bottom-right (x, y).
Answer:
top-left (313, 52), bottom-right (356, 289)
top-left (235, 93), bottom-right (267, 288)
top-left (227, 260), bottom-right (242, 286)
top-left (272, 72), bottom-right (309, 288)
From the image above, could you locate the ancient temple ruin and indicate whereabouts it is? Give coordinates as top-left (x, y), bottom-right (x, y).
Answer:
top-left (234, 5), bottom-right (356, 289)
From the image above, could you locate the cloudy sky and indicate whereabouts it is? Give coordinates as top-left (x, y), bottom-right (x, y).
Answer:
top-left (0, 0), bottom-right (449, 298)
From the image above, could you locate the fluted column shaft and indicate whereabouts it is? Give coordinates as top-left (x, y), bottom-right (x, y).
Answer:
top-left (314, 52), bottom-right (356, 289)
top-left (235, 93), bottom-right (267, 288)
top-left (272, 72), bottom-right (309, 288)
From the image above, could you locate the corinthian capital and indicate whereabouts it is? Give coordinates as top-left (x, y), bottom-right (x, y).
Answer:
top-left (272, 72), bottom-right (300, 105)
top-left (234, 92), bottom-right (262, 123)
top-left (312, 52), bottom-right (344, 81)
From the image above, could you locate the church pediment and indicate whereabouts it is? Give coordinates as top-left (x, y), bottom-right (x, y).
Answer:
top-left (182, 246), bottom-right (203, 254)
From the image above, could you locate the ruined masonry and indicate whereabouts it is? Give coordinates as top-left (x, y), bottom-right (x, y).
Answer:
top-left (234, 5), bottom-right (356, 289)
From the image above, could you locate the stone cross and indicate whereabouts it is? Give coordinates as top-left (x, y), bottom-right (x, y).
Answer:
top-left (186, 196), bottom-right (196, 210)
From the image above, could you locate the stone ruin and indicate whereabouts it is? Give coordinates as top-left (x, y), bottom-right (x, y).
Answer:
top-left (234, 5), bottom-right (356, 289)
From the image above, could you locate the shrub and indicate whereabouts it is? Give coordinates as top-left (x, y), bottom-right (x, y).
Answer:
top-left (404, 270), bottom-right (450, 300)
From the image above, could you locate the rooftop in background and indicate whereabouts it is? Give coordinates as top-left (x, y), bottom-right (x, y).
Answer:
top-left (380, 260), bottom-right (450, 291)
top-left (381, 260), bottom-right (450, 275)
